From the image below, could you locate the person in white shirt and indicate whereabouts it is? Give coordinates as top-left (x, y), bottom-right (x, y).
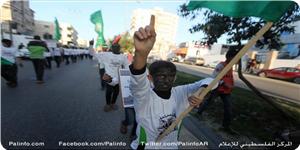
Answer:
top-left (1, 39), bottom-right (22, 87)
top-left (94, 50), bottom-right (108, 90)
top-left (71, 48), bottom-right (77, 63)
top-left (44, 48), bottom-right (52, 69)
top-left (88, 40), bottom-right (94, 60)
top-left (64, 47), bottom-right (70, 65)
top-left (53, 44), bottom-right (62, 68)
top-left (129, 15), bottom-right (216, 149)
top-left (101, 43), bottom-right (129, 112)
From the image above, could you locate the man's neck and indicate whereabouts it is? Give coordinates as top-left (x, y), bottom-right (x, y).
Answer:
top-left (153, 88), bottom-right (171, 99)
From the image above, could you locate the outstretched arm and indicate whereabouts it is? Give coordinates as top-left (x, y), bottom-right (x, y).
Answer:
top-left (132, 15), bottom-right (156, 70)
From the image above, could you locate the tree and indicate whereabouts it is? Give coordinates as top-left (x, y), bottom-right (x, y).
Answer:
top-left (178, 2), bottom-right (300, 136)
top-left (179, 3), bottom-right (300, 50)
top-left (119, 32), bottom-right (134, 54)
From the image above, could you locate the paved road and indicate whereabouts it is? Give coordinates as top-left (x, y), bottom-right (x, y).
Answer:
top-left (1, 59), bottom-right (202, 149)
top-left (175, 62), bottom-right (300, 104)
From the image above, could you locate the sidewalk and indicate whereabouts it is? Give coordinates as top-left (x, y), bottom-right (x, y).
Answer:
top-left (179, 115), bottom-right (223, 149)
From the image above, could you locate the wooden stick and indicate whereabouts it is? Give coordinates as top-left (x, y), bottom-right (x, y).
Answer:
top-left (156, 22), bottom-right (273, 142)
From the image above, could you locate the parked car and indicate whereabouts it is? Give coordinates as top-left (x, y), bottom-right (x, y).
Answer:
top-left (257, 67), bottom-right (300, 84)
top-left (183, 57), bottom-right (205, 66)
top-left (171, 57), bottom-right (179, 62)
top-left (147, 55), bottom-right (161, 64)
top-left (206, 60), bottom-right (221, 68)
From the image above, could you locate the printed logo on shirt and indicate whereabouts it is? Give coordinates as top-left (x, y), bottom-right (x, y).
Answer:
top-left (110, 59), bottom-right (122, 68)
top-left (158, 113), bottom-right (177, 135)
top-left (2, 51), bottom-right (15, 57)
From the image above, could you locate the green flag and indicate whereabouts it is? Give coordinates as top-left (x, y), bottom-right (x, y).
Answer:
top-left (187, 1), bottom-right (297, 22)
top-left (90, 10), bottom-right (106, 48)
top-left (54, 17), bottom-right (61, 41)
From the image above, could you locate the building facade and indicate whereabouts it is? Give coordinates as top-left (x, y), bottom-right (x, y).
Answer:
top-left (33, 20), bottom-right (84, 47)
top-left (0, 0), bottom-right (35, 35)
top-left (34, 20), bottom-right (55, 40)
top-left (130, 8), bottom-right (179, 60)
top-left (59, 23), bottom-right (78, 46)
top-left (280, 20), bottom-right (300, 58)
top-left (77, 38), bottom-right (89, 48)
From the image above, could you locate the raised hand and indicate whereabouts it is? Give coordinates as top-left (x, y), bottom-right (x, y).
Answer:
top-left (133, 15), bottom-right (156, 70)
top-left (134, 15), bottom-right (156, 58)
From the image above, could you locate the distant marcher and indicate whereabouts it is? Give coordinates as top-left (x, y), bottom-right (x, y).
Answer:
top-left (88, 40), bottom-right (94, 60)
top-left (1, 39), bottom-right (23, 87)
top-left (53, 44), bottom-right (62, 68)
top-left (95, 51), bottom-right (107, 90)
top-left (44, 48), bottom-right (52, 69)
top-left (249, 59), bottom-right (257, 74)
top-left (245, 59), bottom-right (251, 73)
top-left (64, 47), bottom-right (70, 65)
top-left (18, 43), bottom-right (25, 50)
top-left (71, 48), bottom-right (77, 63)
top-left (197, 49), bottom-right (238, 134)
top-left (27, 35), bottom-right (48, 84)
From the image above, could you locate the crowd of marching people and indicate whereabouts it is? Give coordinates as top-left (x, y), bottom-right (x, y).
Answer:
top-left (1, 35), bottom-right (92, 87)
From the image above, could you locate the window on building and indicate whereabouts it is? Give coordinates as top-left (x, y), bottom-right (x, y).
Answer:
top-left (43, 33), bottom-right (53, 39)
top-left (44, 25), bottom-right (49, 28)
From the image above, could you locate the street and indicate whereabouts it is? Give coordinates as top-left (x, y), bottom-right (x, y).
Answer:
top-left (1, 59), bottom-right (202, 149)
top-left (1, 59), bottom-right (130, 149)
top-left (175, 62), bottom-right (300, 104)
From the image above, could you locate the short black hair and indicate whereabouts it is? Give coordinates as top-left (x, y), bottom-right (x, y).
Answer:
top-left (149, 60), bottom-right (176, 76)
top-left (89, 40), bottom-right (94, 45)
top-left (2, 39), bottom-right (12, 47)
top-left (226, 49), bottom-right (238, 60)
top-left (111, 43), bottom-right (120, 54)
top-left (34, 35), bottom-right (41, 40)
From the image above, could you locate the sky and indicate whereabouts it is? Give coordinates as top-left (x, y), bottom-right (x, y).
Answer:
top-left (30, 0), bottom-right (222, 45)
top-left (31, 0), bottom-right (300, 45)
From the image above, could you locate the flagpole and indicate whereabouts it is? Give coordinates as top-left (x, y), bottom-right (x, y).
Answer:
top-left (156, 22), bottom-right (274, 142)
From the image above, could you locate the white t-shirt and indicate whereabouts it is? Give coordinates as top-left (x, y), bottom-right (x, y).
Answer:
top-left (44, 51), bottom-right (51, 57)
top-left (89, 45), bottom-right (94, 55)
top-left (1, 46), bottom-right (20, 64)
top-left (130, 71), bottom-right (215, 149)
top-left (94, 52), bottom-right (106, 69)
top-left (64, 49), bottom-right (70, 56)
top-left (53, 48), bottom-right (62, 56)
top-left (97, 52), bottom-right (129, 86)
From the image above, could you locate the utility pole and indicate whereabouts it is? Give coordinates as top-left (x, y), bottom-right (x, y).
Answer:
top-left (9, 21), bottom-right (13, 42)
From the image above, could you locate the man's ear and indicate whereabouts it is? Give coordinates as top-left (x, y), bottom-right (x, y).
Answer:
top-left (147, 74), bottom-right (153, 82)
top-left (173, 75), bottom-right (177, 83)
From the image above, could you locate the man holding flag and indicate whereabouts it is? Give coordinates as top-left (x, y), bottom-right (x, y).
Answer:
top-left (129, 15), bottom-right (217, 149)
